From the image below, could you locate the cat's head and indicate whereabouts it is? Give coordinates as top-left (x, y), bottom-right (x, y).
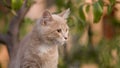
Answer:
top-left (35, 9), bottom-right (70, 45)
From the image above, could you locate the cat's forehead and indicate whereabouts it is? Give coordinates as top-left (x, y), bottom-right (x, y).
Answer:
top-left (52, 15), bottom-right (66, 23)
top-left (51, 15), bottom-right (69, 29)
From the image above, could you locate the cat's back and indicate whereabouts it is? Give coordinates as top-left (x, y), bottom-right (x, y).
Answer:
top-left (9, 33), bottom-right (32, 68)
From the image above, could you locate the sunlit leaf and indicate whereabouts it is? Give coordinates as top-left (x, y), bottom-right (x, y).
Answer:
top-left (86, 5), bottom-right (90, 13)
top-left (11, 0), bottom-right (23, 10)
top-left (93, 1), bottom-right (103, 23)
top-left (79, 5), bottom-right (86, 24)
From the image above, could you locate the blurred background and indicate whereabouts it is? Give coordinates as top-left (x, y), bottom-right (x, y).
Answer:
top-left (0, 0), bottom-right (120, 68)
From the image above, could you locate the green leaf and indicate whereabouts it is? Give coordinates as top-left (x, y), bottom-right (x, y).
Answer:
top-left (86, 5), bottom-right (90, 13)
top-left (11, 0), bottom-right (23, 10)
top-left (79, 5), bottom-right (86, 24)
top-left (107, 0), bottom-right (115, 15)
top-left (107, 5), bottom-right (112, 15)
top-left (98, 0), bottom-right (104, 7)
top-left (93, 1), bottom-right (103, 23)
top-left (109, 0), bottom-right (116, 5)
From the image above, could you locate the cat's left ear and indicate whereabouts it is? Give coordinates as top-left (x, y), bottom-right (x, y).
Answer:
top-left (42, 10), bottom-right (53, 20)
top-left (59, 8), bottom-right (70, 19)
top-left (40, 10), bottom-right (53, 25)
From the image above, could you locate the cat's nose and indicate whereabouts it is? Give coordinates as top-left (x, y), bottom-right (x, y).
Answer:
top-left (64, 37), bottom-right (68, 40)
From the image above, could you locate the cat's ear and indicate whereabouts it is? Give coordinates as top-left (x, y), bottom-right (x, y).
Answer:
top-left (59, 8), bottom-right (70, 19)
top-left (41, 10), bottom-right (53, 25)
top-left (42, 10), bottom-right (52, 20)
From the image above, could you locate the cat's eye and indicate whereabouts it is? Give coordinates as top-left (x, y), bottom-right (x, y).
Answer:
top-left (57, 29), bottom-right (62, 33)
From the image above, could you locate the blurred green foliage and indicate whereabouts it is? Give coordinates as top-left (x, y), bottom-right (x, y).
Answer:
top-left (93, 1), bottom-right (103, 23)
top-left (55, 0), bottom-right (120, 68)
top-left (0, 0), bottom-right (120, 68)
top-left (11, 0), bottom-right (23, 10)
top-left (19, 18), bottom-right (34, 39)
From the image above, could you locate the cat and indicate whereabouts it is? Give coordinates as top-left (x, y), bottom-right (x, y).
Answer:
top-left (8, 9), bottom-right (70, 68)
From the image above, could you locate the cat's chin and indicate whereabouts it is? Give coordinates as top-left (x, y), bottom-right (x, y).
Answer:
top-left (54, 41), bottom-right (65, 46)
top-left (57, 43), bottom-right (64, 46)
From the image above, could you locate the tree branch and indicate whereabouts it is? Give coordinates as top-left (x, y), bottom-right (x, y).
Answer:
top-left (0, 0), bottom-right (33, 58)
top-left (8, 0), bottom-right (31, 42)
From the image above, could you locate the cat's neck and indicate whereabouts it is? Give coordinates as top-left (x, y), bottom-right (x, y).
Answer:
top-left (29, 30), bottom-right (57, 47)
top-left (28, 30), bottom-right (58, 55)
top-left (31, 27), bottom-right (56, 45)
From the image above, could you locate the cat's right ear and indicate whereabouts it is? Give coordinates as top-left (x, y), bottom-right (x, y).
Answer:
top-left (41, 10), bottom-right (53, 25)
top-left (59, 8), bottom-right (70, 19)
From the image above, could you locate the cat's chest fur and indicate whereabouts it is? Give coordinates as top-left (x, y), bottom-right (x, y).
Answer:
top-left (36, 44), bottom-right (58, 64)
top-left (37, 44), bottom-right (58, 68)
top-left (19, 36), bottom-right (59, 68)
